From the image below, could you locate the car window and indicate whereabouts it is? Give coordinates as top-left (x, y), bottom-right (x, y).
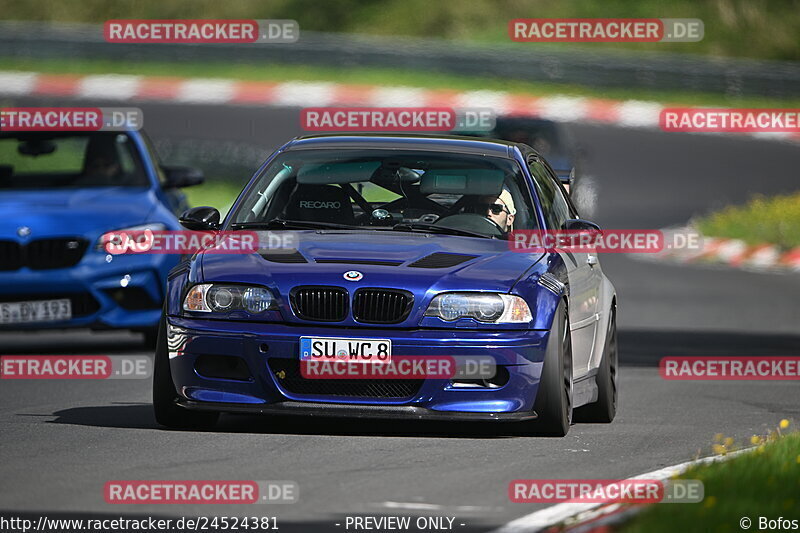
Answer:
top-left (529, 159), bottom-right (571, 229)
top-left (230, 148), bottom-right (539, 236)
top-left (543, 160), bottom-right (580, 219)
top-left (139, 132), bottom-right (168, 187)
top-left (0, 132), bottom-right (149, 189)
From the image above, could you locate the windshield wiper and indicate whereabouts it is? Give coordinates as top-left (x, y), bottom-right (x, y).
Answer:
top-left (230, 219), bottom-right (359, 231)
top-left (392, 223), bottom-right (493, 239)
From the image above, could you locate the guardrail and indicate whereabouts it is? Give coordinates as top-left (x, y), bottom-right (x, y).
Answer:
top-left (2, 21), bottom-right (799, 99)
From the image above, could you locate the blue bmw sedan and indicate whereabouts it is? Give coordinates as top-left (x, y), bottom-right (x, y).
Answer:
top-left (155, 134), bottom-right (617, 436)
top-left (0, 130), bottom-right (203, 344)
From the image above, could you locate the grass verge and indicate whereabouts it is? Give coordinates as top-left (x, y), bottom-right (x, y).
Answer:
top-left (183, 181), bottom-right (244, 217)
top-left (3, 0), bottom-right (799, 61)
top-left (621, 421), bottom-right (799, 533)
top-left (1, 57), bottom-right (800, 109)
top-left (694, 192), bottom-right (800, 250)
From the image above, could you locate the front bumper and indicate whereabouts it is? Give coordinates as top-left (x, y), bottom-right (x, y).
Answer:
top-left (0, 252), bottom-right (177, 331)
top-left (167, 317), bottom-right (551, 418)
top-left (179, 399), bottom-right (538, 421)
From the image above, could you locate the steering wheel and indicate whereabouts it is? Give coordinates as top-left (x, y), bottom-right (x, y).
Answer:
top-left (434, 213), bottom-right (504, 237)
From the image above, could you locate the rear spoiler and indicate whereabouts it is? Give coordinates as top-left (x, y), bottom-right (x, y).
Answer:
top-left (554, 168), bottom-right (575, 191)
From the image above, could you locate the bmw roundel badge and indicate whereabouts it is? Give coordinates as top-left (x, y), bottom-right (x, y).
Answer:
top-left (343, 270), bottom-right (363, 282)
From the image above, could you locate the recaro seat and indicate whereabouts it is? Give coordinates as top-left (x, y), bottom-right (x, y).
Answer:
top-left (282, 184), bottom-right (356, 225)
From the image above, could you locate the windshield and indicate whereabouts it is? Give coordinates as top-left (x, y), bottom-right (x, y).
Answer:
top-left (0, 132), bottom-right (150, 189)
top-left (230, 148), bottom-right (538, 237)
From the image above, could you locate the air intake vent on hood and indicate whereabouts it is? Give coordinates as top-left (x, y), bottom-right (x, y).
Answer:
top-left (316, 259), bottom-right (404, 266)
top-left (260, 251), bottom-right (308, 263)
top-left (408, 252), bottom-right (478, 269)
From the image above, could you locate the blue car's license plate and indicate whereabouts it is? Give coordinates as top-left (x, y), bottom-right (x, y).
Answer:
top-left (299, 336), bottom-right (392, 363)
top-left (0, 298), bottom-right (72, 324)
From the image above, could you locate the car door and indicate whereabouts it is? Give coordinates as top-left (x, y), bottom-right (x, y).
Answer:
top-left (529, 156), bottom-right (599, 378)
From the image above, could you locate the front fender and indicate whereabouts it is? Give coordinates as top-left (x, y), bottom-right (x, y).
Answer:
top-left (512, 252), bottom-right (570, 331)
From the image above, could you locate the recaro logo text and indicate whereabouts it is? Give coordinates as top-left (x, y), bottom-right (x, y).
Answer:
top-left (299, 201), bottom-right (341, 209)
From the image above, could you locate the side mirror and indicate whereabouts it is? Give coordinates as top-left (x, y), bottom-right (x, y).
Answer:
top-left (180, 206), bottom-right (220, 230)
top-left (162, 166), bottom-right (205, 188)
top-left (562, 218), bottom-right (601, 232)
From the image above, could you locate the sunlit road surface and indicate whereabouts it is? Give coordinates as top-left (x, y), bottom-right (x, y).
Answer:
top-left (1, 101), bottom-right (799, 531)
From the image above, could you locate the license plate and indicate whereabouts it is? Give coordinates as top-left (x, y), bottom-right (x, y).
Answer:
top-left (0, 298), bottom-right (72, 325)
top-left (299, 336), bottom-right (392, 364)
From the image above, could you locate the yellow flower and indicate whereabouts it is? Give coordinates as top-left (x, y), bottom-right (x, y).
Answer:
top-left (714, 433), bottom-right (724, 442)
top-left (724, 437), bottom-right (734, 447)
top-left (780, 419), bottom-right (790, 429)
top-left (750, 435), bottom-right (762, 445)
top-left (712, 444), bottom-right (727, 455)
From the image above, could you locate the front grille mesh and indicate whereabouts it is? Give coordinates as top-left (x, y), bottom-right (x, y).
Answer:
top-left (290, 286), bottom-right (348, 321)
top-left (0, 241), bottom-right (22, 271)
top-left (0, 238), bottom-right (88, 271)
top-left (353, 289), bottom-right (412, 324)
top-left (27, 238), bottom-right (88, 270)
top-left (269, 359), bottom-right (423, 399)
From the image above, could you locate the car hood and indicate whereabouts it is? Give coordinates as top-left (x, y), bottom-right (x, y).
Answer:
top-left (0, 187), bottom-right (157, 239)
top-left (200, 230), bottom-right (544, 295)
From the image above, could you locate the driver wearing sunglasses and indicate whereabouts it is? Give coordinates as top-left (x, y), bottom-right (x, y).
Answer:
top-left (473, 187), bottom-right (517, 233)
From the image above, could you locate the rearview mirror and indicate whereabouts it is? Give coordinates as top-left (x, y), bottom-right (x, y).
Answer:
top-left (180, 206), bottom-right (220, 231)
top-left (18, 140), bottom-right (56, 157)
top-left (162, 166), bottom-right (205, 188)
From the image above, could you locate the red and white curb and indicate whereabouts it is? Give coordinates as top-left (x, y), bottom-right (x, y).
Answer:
top-left (638, 226), bottom-right (800, 273)
top-left (491, 449), bottom-right (751, 533)
top-left (1, 70), bottom-right (799, 142)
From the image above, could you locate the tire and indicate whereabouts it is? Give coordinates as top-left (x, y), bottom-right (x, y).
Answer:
top-left (575, 307), bottom-right (618, 423)
top-left (526, 300), bottom-right (573, 437)
top-left (153, 313), bottom-right (219, 430)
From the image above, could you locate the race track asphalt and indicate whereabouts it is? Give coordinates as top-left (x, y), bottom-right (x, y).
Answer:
top-left (1, 99), bottom-right (799, 531)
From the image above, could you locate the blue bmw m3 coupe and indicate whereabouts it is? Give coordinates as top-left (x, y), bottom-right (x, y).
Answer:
top-left (155, 134), bottom-right (617, 436)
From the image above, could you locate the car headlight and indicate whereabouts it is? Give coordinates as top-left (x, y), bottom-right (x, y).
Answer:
top-left (96, 223), bottom-right (167, 252)
top-left (183, 284), bottom-right (277, 314)
top-left (424, 292), bottom-right (532, 323)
